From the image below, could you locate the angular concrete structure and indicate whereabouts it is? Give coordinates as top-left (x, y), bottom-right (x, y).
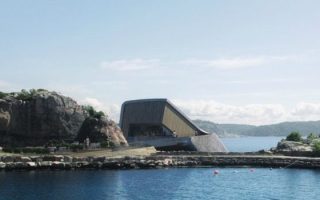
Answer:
top-left (120, 99), bottom-right (227, 152)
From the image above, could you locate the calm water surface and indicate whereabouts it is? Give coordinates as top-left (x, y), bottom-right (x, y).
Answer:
top-left (222, 136), bottom-right (284, 152)
top-left (1, 168), bottom-right (320, 200)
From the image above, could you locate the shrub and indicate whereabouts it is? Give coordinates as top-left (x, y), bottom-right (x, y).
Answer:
top-left (36, 88), bottom-right (48, 92)
top-left (69, 144), bottom-right (83, 152)
top-left (14, 89), bottom-right (47, 101)
top-left (286, 132), bottom-right (302, 142)
top-left (94, 111), bottom-right (105, 119)
top-left (13, 148), bottom-right (22, 154)
top-left (16, 89), bottom-right (33, 101)
top-left (0, 91), bottom-right (8, 99)
top-left (100, 140), bottom-right (115, 148)
top-left (16, 89), bottom-right (40, 101)
top-left (2, 147), bottom-right (13, 153)
top-left (313, 141), bottom-right (320, 156)
top-left (83, 105), bottom-right (105, 119)
top-left (307, 133), bottom-right (318, 141)
top-left (46, 139), bottom-right (65, 147)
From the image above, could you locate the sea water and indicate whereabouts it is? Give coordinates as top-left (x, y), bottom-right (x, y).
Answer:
top-left (1, 168), bottom-right (320, 200)
top-left (222, 136), bottom-right (284, 152)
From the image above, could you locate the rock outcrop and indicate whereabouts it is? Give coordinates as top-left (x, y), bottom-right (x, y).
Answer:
top-left (77, 117), bottom-right (128, 146)
top-left (272, 140), bottom-right (313, 156)
top-left (276, 140), bottom-right (313, 152)
top-left (0, 89), bottom-right (127, 147)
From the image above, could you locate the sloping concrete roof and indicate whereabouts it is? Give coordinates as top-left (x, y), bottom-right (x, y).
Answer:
top-left (120, 98), bottom-right (209, 135)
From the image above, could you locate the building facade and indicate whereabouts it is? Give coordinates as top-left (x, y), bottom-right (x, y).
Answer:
top-left (120, 99), bottom-right (227, 152)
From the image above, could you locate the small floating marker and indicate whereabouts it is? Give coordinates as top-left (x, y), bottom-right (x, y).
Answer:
top-left (250, 168), bottom-right (255, 172)
top-left (213, 170), bottom-right (219, 175)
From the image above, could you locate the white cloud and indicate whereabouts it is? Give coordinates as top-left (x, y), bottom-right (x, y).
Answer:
top-left (292, 102), bottom-right (320, 118)
top-left (79, 98), bottom-right (320, 125)
top-left (99, 54), bottom-right (302, 72)
top-left (0, 80), bottom-right (11, 90)
top-left (100, 59), bottom-right (160, 71)
top-left (81, 97), bottom-right (121, 122)
top-left (82, 97), bottom-right (104, 109)
top-left (172, 99), bottom-right (288, 125)
top-left (181, 57), bottom-right (264, 69)
top-left (172, 99), bottom-right (320, 125)
top-left (179, 55), bottom-right (294, 69)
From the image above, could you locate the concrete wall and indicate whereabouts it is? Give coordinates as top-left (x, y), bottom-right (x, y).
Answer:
top-left (120, 100), bottom-right (166, 138)
top-left (190, 135), bottom-right (227, 152)
top-left (120, 99), bottom-right (227, 153)
top-left (128, 135), bottom-right (227, 152)
top-left (162, 105), bottom-right (196, 137)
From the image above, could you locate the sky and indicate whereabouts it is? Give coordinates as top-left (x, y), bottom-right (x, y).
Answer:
top-left (1, 0), bottom-right (320, 125)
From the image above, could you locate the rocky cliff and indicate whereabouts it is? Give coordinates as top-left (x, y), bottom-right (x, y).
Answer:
top-left (77, 117), bottom-right (128, 146)
top-left (0, 89), bottom-right (127, 147)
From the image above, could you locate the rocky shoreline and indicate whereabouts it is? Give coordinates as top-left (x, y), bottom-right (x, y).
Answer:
top-left (1, 152), bottom-right (320, 170)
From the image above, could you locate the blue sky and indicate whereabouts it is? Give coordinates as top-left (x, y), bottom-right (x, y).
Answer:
top-left (1, 0), bottom-right (320, 125)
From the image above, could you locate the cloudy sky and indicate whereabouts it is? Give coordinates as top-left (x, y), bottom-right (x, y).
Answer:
top-left (1, 0), bottom-right (320, 125)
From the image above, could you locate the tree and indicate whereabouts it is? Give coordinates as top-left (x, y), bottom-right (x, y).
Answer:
top-left (286, 132), bottom-right (302, 142)
top-left (83, 105), bottom-right (105, 119)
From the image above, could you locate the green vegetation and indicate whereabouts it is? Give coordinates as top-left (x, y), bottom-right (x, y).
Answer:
top-left (36, 88), bottom-right (48, 92)
top-left (1, 89), bottom-right (49, 101)
top-left (46, 139), bottom-right (84, 152)
top-left (69, 144), bottom-right (84, 152)
top-left (83, 105), bottom-right (105, 119)
top-left (46, 139), bottom-right (69, 148)
top-left (16, 89), bottom-right (34, 101)
top-left (3, 147), bottom-right (50, 154)
top-left (100, 140), bottom-right (115, 148)
top-left (0, 91), bottom-right (8, 99)
top-left (286, 132), bottom-right (302, 142)
top-left (308, 133), bottom-right (320, 156)
top-left (16, 89), bottom-right (49, 101)
top-left (313, 141), bottom-right (320, 156)
top-left (307, 133), bottom-right (319, 141)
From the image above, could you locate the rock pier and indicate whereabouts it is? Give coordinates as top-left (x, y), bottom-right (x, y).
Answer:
top-left (1, 152), bottom-right (320, 170)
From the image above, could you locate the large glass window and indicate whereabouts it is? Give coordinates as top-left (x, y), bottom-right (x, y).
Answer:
top-left (128, 124), bottom-right (166, 137)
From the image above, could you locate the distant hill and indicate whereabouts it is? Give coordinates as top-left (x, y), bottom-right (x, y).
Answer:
top-left (193, 120), bottom-right (225, 136)
top-left (193, 119), bottom-right (320, 137)
top-left (217, 124), bottom-right (256, 136)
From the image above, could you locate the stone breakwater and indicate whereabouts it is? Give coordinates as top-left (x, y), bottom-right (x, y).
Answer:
top-left (1, 153), bottom-right (320, 170)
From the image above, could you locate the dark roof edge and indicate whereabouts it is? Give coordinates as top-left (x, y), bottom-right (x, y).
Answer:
top-left (120, 98), bottom-right (209, 135)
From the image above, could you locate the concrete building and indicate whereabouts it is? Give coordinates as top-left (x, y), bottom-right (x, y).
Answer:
top-left (120, 99), bottom-right (227, 152)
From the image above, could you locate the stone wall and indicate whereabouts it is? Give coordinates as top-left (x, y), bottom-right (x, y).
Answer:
top-left (1, 153), bottom-right (320, 170)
